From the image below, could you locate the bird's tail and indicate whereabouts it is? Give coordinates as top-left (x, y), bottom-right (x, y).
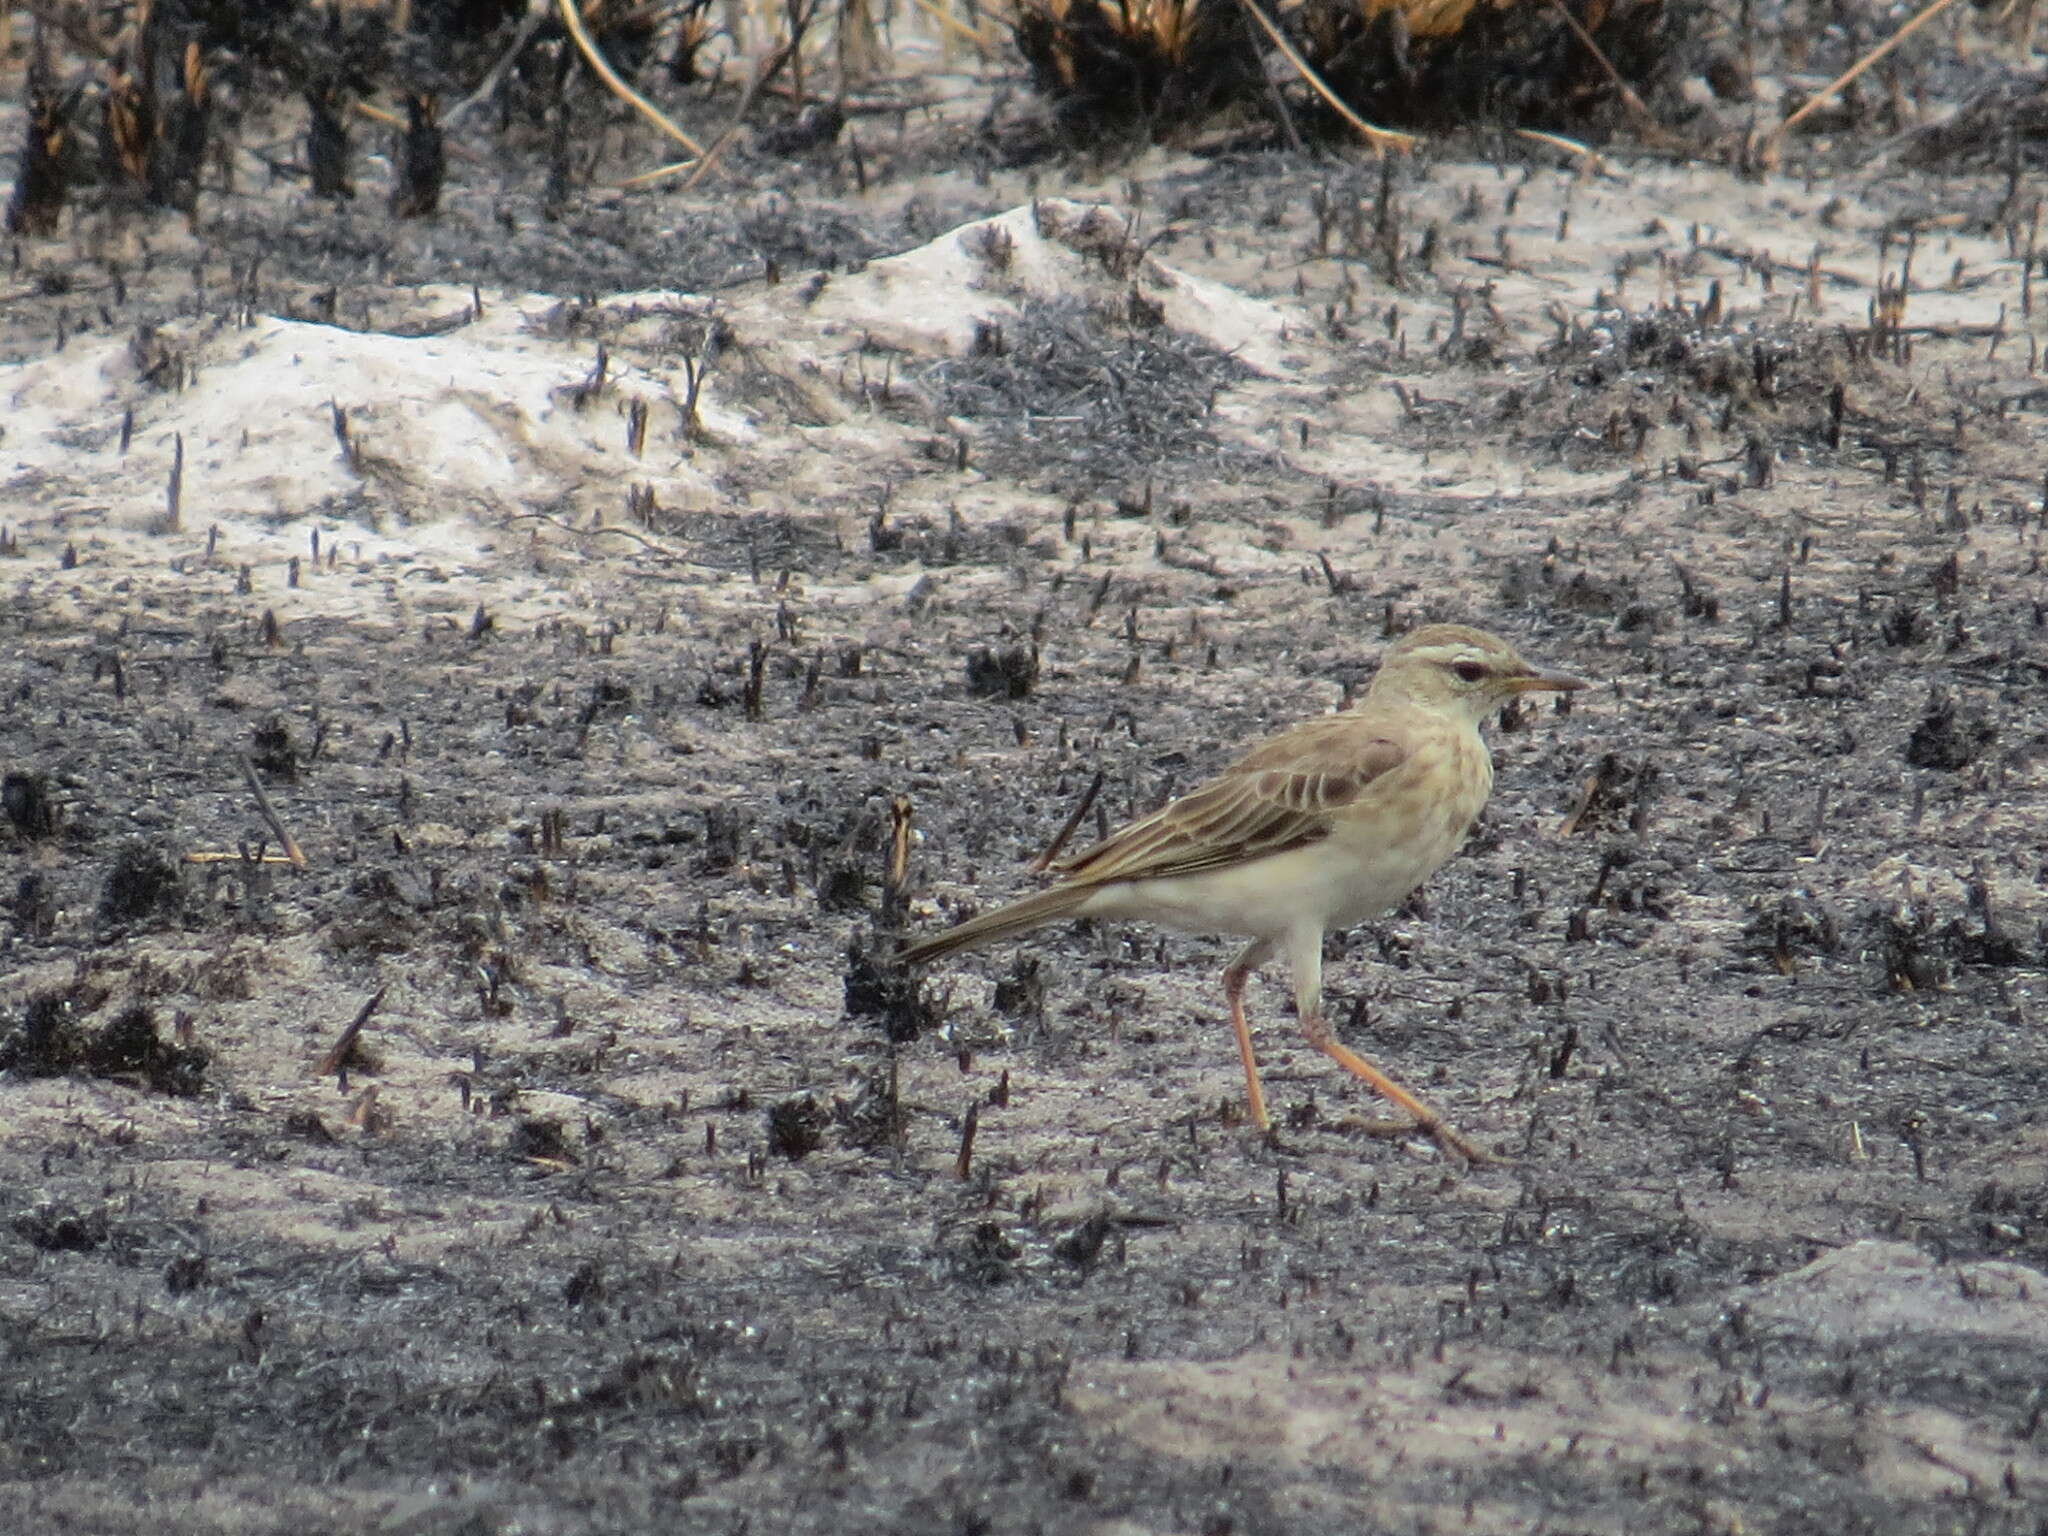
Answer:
top-left (895, 885), bottom-right (1093, 966)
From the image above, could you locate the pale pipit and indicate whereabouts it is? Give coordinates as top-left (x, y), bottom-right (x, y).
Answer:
top-left (897, 624), bottom-right (1588, 1162)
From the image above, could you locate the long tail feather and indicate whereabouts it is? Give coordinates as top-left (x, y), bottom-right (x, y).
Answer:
top-left (896, 885), bottom-right (1093, 966)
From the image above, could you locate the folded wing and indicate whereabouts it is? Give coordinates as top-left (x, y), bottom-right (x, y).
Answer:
top-left (1054, 717), bottom-right (1409, 887)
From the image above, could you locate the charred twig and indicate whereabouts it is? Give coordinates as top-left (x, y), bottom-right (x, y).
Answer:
top-left (238, 752), bottom-right (308, 867)
top-left (446, 0), bottom-right (554, 127)
top-left (1031, 770), bottom-right (1105, 874)
top-left (316, 988), bottom-right (385, 1078)
top-left (351, 100), bottom-right (490, 168)
top-left (953, 1101), bottom-right (980, 1181)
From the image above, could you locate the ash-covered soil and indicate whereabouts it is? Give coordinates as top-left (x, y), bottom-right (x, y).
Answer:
top-left (6, 26), bottom-right (2048, 1536)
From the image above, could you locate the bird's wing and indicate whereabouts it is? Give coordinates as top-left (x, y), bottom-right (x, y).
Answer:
top-left (1053, 715), bottom-right (1410, 886)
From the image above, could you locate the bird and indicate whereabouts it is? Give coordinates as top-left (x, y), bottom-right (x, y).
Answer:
top-left (896, 623), bottom-right (1588, 1162)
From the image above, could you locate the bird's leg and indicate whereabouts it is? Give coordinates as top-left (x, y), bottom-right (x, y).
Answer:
top-left (1298, 1011), bottom-right (1486, 1163)
top-left (1222, 939), bottom-right (1275, 1132)
top-left (1286, 925), bottom-right (1485, 1164)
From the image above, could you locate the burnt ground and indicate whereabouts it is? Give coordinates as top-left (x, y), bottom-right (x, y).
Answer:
top-left (6, 20), bottom-right (2048, 1536)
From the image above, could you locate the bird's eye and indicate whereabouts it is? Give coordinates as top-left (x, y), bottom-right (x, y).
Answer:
top-left (1451, 660), bottom-right (1487, 683)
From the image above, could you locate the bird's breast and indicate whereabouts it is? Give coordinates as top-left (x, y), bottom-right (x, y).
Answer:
top-left (1319, 730), bottom-right (1491, 926)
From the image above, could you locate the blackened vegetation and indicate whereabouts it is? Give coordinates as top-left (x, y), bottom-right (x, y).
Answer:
top-left (3, 771), bottom-right (60, 840)
top-left (1010, 0), bottom-right (1685, 144)
top-left (0, 992), bottom-right (208, 1095)
top-left (1011, 0), bottom-right (1264, 143)
top-left (966, 643), bottom-right (1041, 699)
top-left (1898, 68), bottom-right (2048, 172)
top-left (97, 843), bottom-right (186, 929)
top-left (82, 1001), bottom-right (210, 1094)
top-left (98, 2), bottom-right (216, 213)
top-left (926, 297), bottom-right (1251, 489)
top-left (508, 1114), bottom-right (577, 1164)
top-left (766, 1093), bottom-right (829, 1159)
top-left (1905, 690), bottom-right (1996, 770)
top-left (1745, 892), bottom-right (1842, 975)
top-left (1543, 304), bottom-right (1859, 468)
top-left (12, 1201), bottom-right (112, 1254)
top-left (389, 91), bottom-right (446, 218)
top-left (756, 102), bottom-right (847, 157)
top-left (844, 933), bottom-right (938, 1041)
top-left (1, 0), bottom-right (675, 232)
top-left (250, 716), bottom-right (299, 782)
top-left (5, 52), bottom-right (72, 237)
top-left (305, 85), bottom-right (353, 201)
top-left (1296, 0), bottom-right (1678, 134)
top-left (832, 1063), bottom-right (910, 1152)
top-left (994, 954), bottom-right (1049, 1023)
top-left (1865, 882), bottom-right (2039, 994)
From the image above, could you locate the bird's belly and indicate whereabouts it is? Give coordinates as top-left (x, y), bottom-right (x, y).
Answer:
top-left (1078, 825), bottom-right (1464, 942)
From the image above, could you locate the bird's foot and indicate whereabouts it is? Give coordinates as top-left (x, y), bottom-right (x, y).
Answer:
top-left (1349, 1113), bottom-right (1496, 1167)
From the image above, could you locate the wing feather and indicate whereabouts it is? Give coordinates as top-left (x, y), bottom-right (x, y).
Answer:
top-left (1054, 716), bottom-right (1410, 887)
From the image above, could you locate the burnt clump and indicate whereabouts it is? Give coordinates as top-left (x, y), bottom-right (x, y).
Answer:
top-left (388, 92), bottom-right (446, 219)
top-left (945, 1219), bottom-right (1021, 1286)
top-left (85, 1003), bottom-right (210, 1095)
top-left (757, 103), bottom-right (847, 157)
top-left (1862, 884), bottom-right (2035, 994)
top-left (250, 718), bottom-right (298, 782)
top-left (0, 989), bottom-right (96, 1078)
top-left (5, 56), bottom-right (73, 237)
top-left (833, 1064), bottom-right (909, 1153)
top-left (1744, 893), bottom-right (1842, 975)
top-left (3, 771), bottom-right (61, 839)
top-left (97, 1), bottom-right (217, 214)
top-left (1905, 693), bottom-right (1995, 770)
top-left (766, 1094), bottom-right (830, 1160)
top-left (12, 1202), bottom-right (113, 1254)
top-left (1295, 0), bottom-right (1680, 135)
top-left (966, 644), bottom-right (1040, 700)
top-left (97, 844), bottom-right (186, 929)
top-left (0, 994), bottom-right (207, 1096)
top-left (993, 954), bottom-right (1048, 1022)
top-left (508, 1115), bottom-right (577, 1164)
top-left (845, 936), bottom-right (939, 1042)
top-left (1559, 752), bottom-right (1655, 836)
top-left (1011, 0), bottom-right (1264, 142)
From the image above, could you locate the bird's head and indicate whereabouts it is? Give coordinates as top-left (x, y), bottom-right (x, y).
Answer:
top-left (1369, 624), bottom-right (1588, 725)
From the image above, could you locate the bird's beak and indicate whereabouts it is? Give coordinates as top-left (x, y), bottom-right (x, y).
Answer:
top-left (1507, 665), bottom-right (1589, 695)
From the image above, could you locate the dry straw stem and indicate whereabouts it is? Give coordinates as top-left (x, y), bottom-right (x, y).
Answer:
top-left (621, 0), bottom-right (816, 192)
top-left (1236, 0), bottom-right (1417, 153)
top-left (1762, 0), bottom-right (1969, 163)
top-left (1514, 125), bottom-right (1612, 176)
top-left (904, 0), bottom-right (1002, 54)
top-left (556, 0), bottom-right (709, 157)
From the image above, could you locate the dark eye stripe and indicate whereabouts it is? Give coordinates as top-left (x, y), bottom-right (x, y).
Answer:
top-left (1452, 660), bottom-right (1486, 682)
